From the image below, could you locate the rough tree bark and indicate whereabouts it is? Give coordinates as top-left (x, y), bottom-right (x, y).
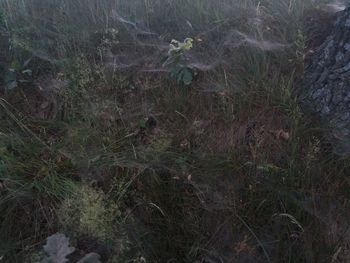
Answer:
top-left (303, 7), bottom-right (350, 156)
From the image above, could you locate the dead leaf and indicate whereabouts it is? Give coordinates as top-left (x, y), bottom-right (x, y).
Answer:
top-left (234, 235), bottom-right (251, 254)
top-left (273, 129), bottom-right (290, 141)
top-left (180, 139), bottom-right (189, 149)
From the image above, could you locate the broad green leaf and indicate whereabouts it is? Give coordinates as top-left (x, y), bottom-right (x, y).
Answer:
top-left (6, 81), bottom-right (18, 90)
top-left (139, 119), bottom-right (147, 129)
top-left (182, 68), bottom-right (193, 85)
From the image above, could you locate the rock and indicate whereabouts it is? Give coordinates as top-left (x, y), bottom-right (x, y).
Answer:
top-left (303, 6), bottom-right (350, 156)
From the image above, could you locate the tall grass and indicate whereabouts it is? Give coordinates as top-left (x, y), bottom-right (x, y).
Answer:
top-left (1, 0), bottom-right (348, 262)
top-left (1, 0), bottom-right (325, 61)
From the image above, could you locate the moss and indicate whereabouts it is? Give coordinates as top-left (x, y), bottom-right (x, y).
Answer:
top-left (58, 184), bottom-right (118, 242)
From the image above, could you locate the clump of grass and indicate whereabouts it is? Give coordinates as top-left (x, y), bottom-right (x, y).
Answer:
top-left (0, 103), bottom-right (78, 261)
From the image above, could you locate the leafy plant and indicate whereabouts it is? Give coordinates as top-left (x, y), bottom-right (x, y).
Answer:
top-left (96, 28), bottom-right (119, 61)
top-left (169, 65), bottom-right (194, 86)
top-left (3, 57), bottom-right (33, 91)
top-left (40, 233), bottom-right (101, 263)
top-left (163, 38), bottom-right (194, 86)
top-left (167, 38), bottom-right (194, 62)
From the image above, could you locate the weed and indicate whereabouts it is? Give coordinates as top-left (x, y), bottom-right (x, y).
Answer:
top-left (163, 38), bottom-right (194, 86)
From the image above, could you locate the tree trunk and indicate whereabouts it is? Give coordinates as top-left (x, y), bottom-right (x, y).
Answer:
top-left (303, 7), bottom-right (350, 156)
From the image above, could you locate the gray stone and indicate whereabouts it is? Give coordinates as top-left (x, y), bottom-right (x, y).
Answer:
top-left (303, 7), bottom-right (350, 156)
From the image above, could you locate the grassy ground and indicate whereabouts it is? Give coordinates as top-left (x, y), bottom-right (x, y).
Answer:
top-left (1, 0), bottom-right (350, 262)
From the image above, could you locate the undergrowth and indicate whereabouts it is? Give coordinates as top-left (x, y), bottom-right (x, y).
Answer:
top-left (1, 0), bottom-right (349, 262)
